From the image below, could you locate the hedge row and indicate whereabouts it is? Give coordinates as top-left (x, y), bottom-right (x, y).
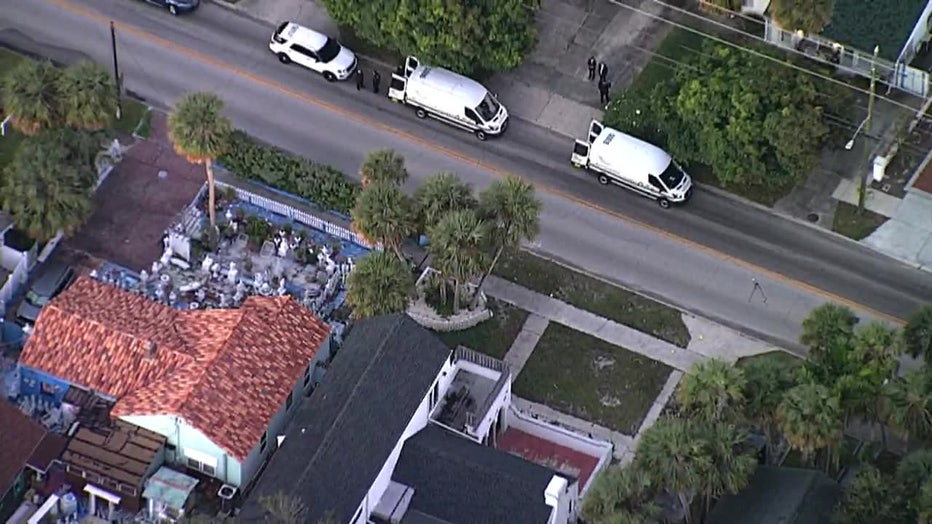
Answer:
top-left (218, 130), bottom-right (360, 214)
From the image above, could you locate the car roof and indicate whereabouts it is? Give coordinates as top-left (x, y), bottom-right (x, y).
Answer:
top-left (411, 66), bottom-right (488, 108)
top-left (282, 22), bottom-right (329, 51)
top-left (592, 127), bottom-right (671, 176)
top-left (30, 260), bottom-right (73, 294)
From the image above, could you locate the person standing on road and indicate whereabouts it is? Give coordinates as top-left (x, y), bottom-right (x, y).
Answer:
top-left (356, 69), bottom-right (364, 91)
top-left (372, 70), bottom-right (381, 94)
top-left (587, 56), bottom-right (596, 81)
top-left (598, 79), bottom-right (612, 105)
top-left (598, 61), bottom-right (608, 82)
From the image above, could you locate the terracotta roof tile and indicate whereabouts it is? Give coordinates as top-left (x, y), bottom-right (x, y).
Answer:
top-left (19, 277), bottom-right (330, 462)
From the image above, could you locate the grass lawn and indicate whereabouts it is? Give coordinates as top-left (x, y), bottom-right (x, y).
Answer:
top-left (515, 322), bottom-right (672, 435)
top-left (832, 201), bottom-right (888, 240)
top-left (113, 98), bottom-right (150, 137)
top-left (436, 298), bottom-right (530, 359)
top-left (493, 249), bottom-right (691, 348)
top-left (627, 28), bottom-right (705, 93)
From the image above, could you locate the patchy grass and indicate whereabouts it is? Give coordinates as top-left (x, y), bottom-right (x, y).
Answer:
top-left (832, 201), bottom-right (888, 240)
top-left (515, 322), bottom-right (673, 435)
top-left (627, 28), bottom-right (705, 93)
top-left (493, 249), bottom-right (691, 347)
top-left (113, 99), bottom-right (150, 137)
top-left (436, 298), bottom-right (530, 359)
top-left (735, 350), bottom-right (803, 370)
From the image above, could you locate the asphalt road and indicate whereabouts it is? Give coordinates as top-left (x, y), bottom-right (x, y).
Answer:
top-left (3, 0), bottom-right (931, 353)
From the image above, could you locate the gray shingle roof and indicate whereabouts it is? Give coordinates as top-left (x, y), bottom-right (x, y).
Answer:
top-left (705, 466), bottom-right (841, 524)
top-left (239, 314), bottom-right (452, 523)
top-left (392, 424), bottom-right (565, 524)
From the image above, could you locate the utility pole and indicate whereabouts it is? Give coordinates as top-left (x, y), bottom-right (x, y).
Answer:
top-left (858, 44), bottom-right (880, 215)
top-left (110, 21), bottom-right (123, 120)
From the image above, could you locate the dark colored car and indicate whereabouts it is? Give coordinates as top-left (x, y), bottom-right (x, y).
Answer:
top-left (16, 260), bottom-right (75, 326)
top-left (139, 0), bottom-right (200, 15)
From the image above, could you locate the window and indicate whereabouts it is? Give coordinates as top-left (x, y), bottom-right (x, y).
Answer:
top-left (475, 93), bottom-right (501, 122)
top-left (647, 175), bottom-right (663, 191)
top-left (464, 108), bottom-right (481, 124)
top-left (286, 391), bottom-right (294, 410)
top-left (317, 38), bottom-right (341, 62)
top-left (187, 458), bottom-right (216, 476)
top-left (658, 161), bottom-right (684, 190)
top-left (40, 382), bottom-right (58, 396)
top-left (260, 431), bottom-right (268, 453)
top-left (290, 44), bottom-right (317, 60)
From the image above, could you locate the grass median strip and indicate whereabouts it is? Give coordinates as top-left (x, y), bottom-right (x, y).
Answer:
top-left (514, 322), bottom-right (673, 435)
top-left (832, 201), bottom-right (888, 240)
top-left (493, 249), bottom-right (691, 348)
top-left (436, 298), bottom-right (530, 360)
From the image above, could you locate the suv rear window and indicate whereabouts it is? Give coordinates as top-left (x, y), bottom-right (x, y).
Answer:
top-left (272, 22), bottom-right (289, 44)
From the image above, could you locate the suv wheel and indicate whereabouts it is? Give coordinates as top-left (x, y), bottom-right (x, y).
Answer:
top-left (323, 72), bottom-right (337, 82)
top-left (277, 53), bottom-right (291, 64)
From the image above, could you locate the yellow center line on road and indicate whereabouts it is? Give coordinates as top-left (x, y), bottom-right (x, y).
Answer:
top-left (52, 0), bottom-right (907, 326)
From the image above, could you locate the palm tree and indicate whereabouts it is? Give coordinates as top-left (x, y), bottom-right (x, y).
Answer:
top-left (776, 383), bottom-right (843, 467)
top-left (840, 322), bottom-right (902, 446)
top-left (581, 465), bottom-right (662, 524)
top-left (677, 359), bottom-right (746, 424)
top-left (897, 449), bottom-right (932, 517)
top-left (694, 421), bottom-right (757, 513)
top-left (634, 417), bottom-right (709, 524)
top-left (415, 172), bottom-right (476, 230)
top-left (359, 149), bottom-right (408, 186)
top-left (346, 250), bottom-right (414, 318)
top-left (58, 60), bottom-right (116, 130)
top-left (473, 175), bottom-right (541, 304)
top-left (1, 59), bottom-right (62, 135)
top-left (883, 369), bottom-right (932, 443)
top-left (834, 464), bottom-right (910, 524)
top-left (771, 0), bottom-right (835, 34)
top-left (801, 302), bottom-right (858, 352)
top-left (168, 92), bottom-right (233, 228)
top-left (741, 354), bottom-right (798, 463)
top-left (259, 492), bottom-right (308, 524)
top-left (905, 305), bottom-right (932, 364)
top-left (351, 182), bottom-right (417, 259)
top-left (427, 209), bottom-right (489, 313)
top-left (0, 129), bottom-right (98, 240)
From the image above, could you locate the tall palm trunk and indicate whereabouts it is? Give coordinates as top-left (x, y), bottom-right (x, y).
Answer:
top-left (452, 277), bottom-right (461, 314)
top-left (472, 244), bottom-right (504, 308)
top-left (205, 160), bottom-right (217, 228)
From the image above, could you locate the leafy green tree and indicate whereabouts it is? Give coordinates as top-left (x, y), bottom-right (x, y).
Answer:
top-left (741, 354), bottom-right (799, 463)
top-left (346, 250), bottom-right (414, 318)
top-left (771, 0), bottom-right (835, 34)
top-left (833, 465), bottom-right (911, 524)
top-left (415, 172), bottom-right (475, 231)
top-left (883, 369), bottom-right (932, 443)
top-left (0, 129), bottom-right (98, 240)
top-left (905, 305), bottom-right (932, 364)
top-left (359, 149), bottom-right (408, 187)
top-left (351, 182), bottom-right (417, 259)
top-left (897, 449), bottom-right (932, 516)
top-left (581, 465), bottom-right (662, 524)
top-left (323, 0), bottom-right (535, 75)
top-left (475, 175), bottom-right (541, 297)
top-left (677, 359), bottom-right (746, 424)
top-left (58, 61), bottom-right (115, 130)
top-left (427, 209), bottom-right (488, 313)
top-left (168, 92), bottom-right (233, 228)
top-left (1, 59), bottom-right (62, 135)
top-left (777, 383), bottom-right (843, 466)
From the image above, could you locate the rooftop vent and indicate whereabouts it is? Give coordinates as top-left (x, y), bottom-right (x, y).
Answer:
top-left (146, 341), bottom-right (157, 359)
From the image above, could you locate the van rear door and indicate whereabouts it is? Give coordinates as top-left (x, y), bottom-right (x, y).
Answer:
top-left (587, 120), bottom-right (603, 143)
top-left (571, 140), bottom-right (590, 167)
top-left (404, 56), bottom-right (419, 78)
top-left (388, 74), bottom-right (407, 102)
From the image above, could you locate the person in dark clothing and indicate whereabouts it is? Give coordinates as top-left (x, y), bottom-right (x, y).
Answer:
top-left (587, 56), bottom-right (597, 81)
top-left (598, 79), bottom-right (612, 105)
top-left (356, 69), bottom-right (364, 90)
top-left (372, 70), bottom-right (381, 93)
top-left (396, 64), bottom-right (404, 76)
top-left (598, 62), bottom-right (608, 82)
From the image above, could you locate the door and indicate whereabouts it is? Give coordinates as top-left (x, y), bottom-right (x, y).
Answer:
top-left (388, 74), bottom-right (407, 102)
top-left (404, 56), bottom-right (420, 78)
top-left (587, 120), bottom-right (603, 143)
top-left (571, 140), bottom-right (590, 167)
top-left (290, 44), bottom-right (319, 70)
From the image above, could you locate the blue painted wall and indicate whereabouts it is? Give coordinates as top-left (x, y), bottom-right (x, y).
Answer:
top-left (18, 366), bottom-right (73, 406)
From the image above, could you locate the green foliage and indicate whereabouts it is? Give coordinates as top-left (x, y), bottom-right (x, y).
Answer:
top-left (359, 149), bottom-right (408, 187)
top-left (833, 464), bottom-right (911, 524)
top-left (771, 0), bottom-right (835, 34)
top-left (218, 131), bottom-right (360, 214)
top-left (0, 128), bottom-right (99, 240)
top-left (703, 0), bottom-right (743, 9)
top-left (243, 215), bottom-right (272, 246)
top-left (351, 182), bottom-right (417, 257)
top-left (905, 306), bottom-right (932, 364)
top-left (168, 92), bottom-right (232, 164)
top-left (604, 41), bottom-right (832, 194)
top-left (346, 250), bottom-right (414, 318)
top-left (58, 61), bottom-right (116, 130)
top-left (897, 449), bottom-right (932, 505)
top-left (478, 174), bottom-right (541, 257)
top-left (741, 354), bottom-right (799, 462)
top-left (415, 172), bottom-right (476, 230)
top-left (581, 466), bottom-right (662, 524)
top-left (1, 59), bottom-right (62, 135)
top-left (677, 358), bottom-right (746, 424)
top-left (776, 383), bottom-right (843, 464)
top-left (427, 208), bottom-right (489, 312)
top-left (882, 369), bottom-right (932, 442)
top-left (322, 0), bottom-right (535, 75)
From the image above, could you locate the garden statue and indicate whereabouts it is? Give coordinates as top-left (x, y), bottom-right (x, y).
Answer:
top-left (201, 255), bottom-right (214, 274)
top-left (289, 235), bottom-right (302, 251)
top-left (277, 278), bottom-right (287, 296)
top-left (168, 291), bottom-right (178, 304)
top-left (219, 293), bottom-right (230, 308)
top-left (151, 261), bottom-right (162, 275)
top-left (277, 238), bottom-right (289, 258)
top-left (227, 262), bottom-right (238, 284)
top-left (196, 288), bottom-right (207, 303)
top-left (139, 269), bottom-right (149, 282)
top-left (225, 209), bottom-right (234, 222)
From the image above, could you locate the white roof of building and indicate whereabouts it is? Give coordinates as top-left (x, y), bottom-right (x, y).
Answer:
top-left (409, 66), bottom-right (487, 108)
top-left (591, 127), bottom-right (671, 175)
top-left (283, 22), bottom-right (328, 51)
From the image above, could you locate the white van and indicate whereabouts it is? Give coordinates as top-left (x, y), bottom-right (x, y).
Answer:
top-left (388, 56), bottom-right (509, 141)
top-left (571, 120), bottom-right (693, 208)
top-left (269, 22), bottom-right (357, 82)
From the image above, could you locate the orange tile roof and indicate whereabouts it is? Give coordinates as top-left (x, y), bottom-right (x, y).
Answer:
top-left (19, 276), bottom-right (331, 462)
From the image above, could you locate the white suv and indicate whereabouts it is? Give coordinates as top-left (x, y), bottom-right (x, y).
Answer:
top-left (270, 22), bottom-right (357, 82)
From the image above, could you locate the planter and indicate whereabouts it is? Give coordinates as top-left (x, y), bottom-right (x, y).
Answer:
top-left (407, 266), bottom-right (491, 332)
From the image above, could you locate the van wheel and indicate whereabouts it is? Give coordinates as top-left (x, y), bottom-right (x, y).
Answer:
top-left (475, 130), bottom-right (487, 141)
top-left (277, 53), bottom-right (291, 65)
top-left (323, 72), bottom-right (337, 82)
top-left (658, 198), bottom-right (671, 209)
top-left (415, 108), bottom-right (428, 119)
top-left (598, 175), bottom-right (610, 185)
